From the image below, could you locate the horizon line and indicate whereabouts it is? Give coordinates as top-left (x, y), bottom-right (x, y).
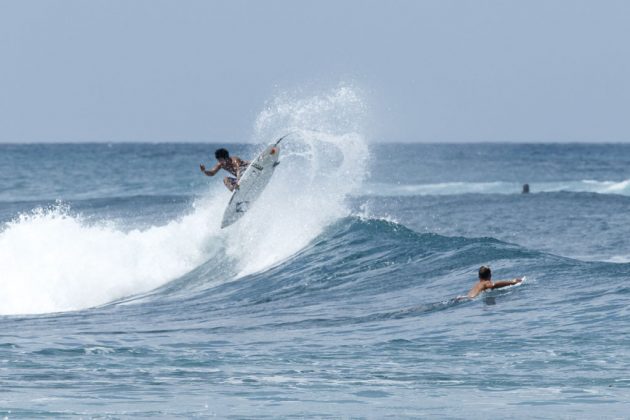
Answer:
top-left (1, 140), bottom-right (630, 145)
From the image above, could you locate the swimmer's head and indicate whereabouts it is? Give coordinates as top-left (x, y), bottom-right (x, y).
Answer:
top-left (478, 266), bottom-right (492, 280)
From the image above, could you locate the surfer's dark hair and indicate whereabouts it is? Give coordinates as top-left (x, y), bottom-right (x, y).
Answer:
top-left (479, 266), bottom-right (492, 280)
top-left (215, 148), bottom-right (229, 159)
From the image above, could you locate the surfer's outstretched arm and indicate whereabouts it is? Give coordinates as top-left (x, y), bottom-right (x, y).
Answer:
top-left (200, 162), bottom-right (222, 176)
top-left (490, 278), bottom-right (522, 290)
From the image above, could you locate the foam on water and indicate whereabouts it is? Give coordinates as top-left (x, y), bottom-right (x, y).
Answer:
top-left (0, 86), bottom-right (369, 315)
top-left (0, 199), bottom-right (223, 315)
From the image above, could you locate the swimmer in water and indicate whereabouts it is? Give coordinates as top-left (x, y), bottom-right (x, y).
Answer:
top-left (466, 266), bottom-right (522, 298)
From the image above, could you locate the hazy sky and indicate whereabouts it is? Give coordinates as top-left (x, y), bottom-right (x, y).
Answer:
top-left (1, 0), bottom-right (628, 143)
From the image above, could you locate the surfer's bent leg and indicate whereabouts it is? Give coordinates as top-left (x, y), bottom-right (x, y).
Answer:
top-left (223, 177), bottom-right (237, 192)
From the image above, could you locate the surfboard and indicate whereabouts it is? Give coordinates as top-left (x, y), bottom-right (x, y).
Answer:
top-left (220, 135), bottom-right (288, 228)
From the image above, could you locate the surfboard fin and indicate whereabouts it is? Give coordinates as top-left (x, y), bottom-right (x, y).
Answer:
top-left (235, 201), bottom-right (250, 213)
top-left (274, 133), bottom-right (292, 146)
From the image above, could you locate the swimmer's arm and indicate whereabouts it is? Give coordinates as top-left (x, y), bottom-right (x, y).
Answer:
top-left (467, 283), bottom-right (491, 298)
top-left (200, 162), bottom-right (222, 176)
top-left (466, 288), bottom-right (478, 298)
top-left (490, 278), bottom-right (522, 289)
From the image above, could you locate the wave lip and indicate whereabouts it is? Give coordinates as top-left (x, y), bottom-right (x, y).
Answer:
top-left (360, 179), bottom-right (630, 197)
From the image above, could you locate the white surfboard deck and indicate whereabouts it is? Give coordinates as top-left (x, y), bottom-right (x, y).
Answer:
top-left (220, 137), bottom-right (285, 228)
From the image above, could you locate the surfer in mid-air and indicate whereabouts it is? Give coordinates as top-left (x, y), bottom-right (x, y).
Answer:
top-left (200, 148), bottom-right (250, 192)
top-left (465, 266), bottom-right (522, 298)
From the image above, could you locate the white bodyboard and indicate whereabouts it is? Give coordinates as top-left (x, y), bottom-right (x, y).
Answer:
top-left (220, 141), bottom-right (282, 228)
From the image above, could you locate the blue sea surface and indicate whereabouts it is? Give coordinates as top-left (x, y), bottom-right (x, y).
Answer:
top-left (1, 141), bottom-right (630, 418)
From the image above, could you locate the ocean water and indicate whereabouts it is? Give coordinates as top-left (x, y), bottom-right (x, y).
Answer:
top-left (1, 94), bottom-right (630, 418)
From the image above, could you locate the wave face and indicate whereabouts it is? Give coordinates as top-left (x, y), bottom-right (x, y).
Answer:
top-left (2, 110), bottom-right (630, 416)
top-left (2, 215), bottom-right (629, 417)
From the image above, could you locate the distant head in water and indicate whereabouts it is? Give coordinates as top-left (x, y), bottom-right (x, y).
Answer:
top-left (215, 148), bottom-right (229, 162)
top-left (478, 266), bottom-right (492, 280)
top-left (522, 183), bottom-right (530, 194)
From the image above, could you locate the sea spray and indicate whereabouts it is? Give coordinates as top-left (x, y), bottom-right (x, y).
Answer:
top-left (225, 86), bottom-right (370, 276)
top-left (0, 86), bottom-right (370, 314)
